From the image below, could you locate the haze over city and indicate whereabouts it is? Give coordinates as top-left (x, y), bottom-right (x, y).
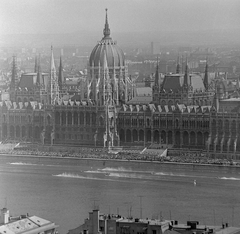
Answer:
top-left (1, 0), bottom-right (240, 47)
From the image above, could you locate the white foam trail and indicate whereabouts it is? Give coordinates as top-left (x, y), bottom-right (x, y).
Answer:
top-left (108, 172), bottom-right (146, 179)
top-left (100, 167), bottom-right (129, 172)
top-left (54, 173), bottom-right (86, 179)
top-left (99, 167), bottom-right (154, 174)
top-left (219, 177), bottom-right (240, 181)
top-left (154, 172), bottom-right (188, 177)
top-left (84, 170), bottom-right (106, 174)
top-left (7, 162), bottom-right (39, 166)
top-left (53, 172), bottom-right (125, 182)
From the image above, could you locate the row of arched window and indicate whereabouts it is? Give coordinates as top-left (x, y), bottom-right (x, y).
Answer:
top-left (2, 124), bottom-right (44, 140)
top-left (211, 119), bottom-right (239, 132)
top-left (183, 120), bottom-right (210, 129)
top-left (119, 116), bottom-right (210, 129)
top-left (5, 115), bottom-right (46, 124)
top-left (119, 128), bottom-right (208, 146)
top-left (55, 111), bottom-right (97, 126)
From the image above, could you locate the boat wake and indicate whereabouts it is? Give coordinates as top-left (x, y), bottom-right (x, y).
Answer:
top-left (99, 167), bottom-right (157, 174)
top-left (53, 172), bottom-right (119, 182)
top-left (84, 167), bottom-right (205, 181)
top-left (100, 167), bottom-right (130, 172)
top-left (7, 162), bottom-right (40, 166)
top-left (219, 177), bottom-right (240, 181)
top-left (84, 170), bottom-right (107, 174)
top-left (108, 172), bottom-right (148, 179)
top-left (53, 172), bottom-right (86, 179)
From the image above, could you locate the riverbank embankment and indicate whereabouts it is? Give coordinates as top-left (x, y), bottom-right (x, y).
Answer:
top-left (0, 142), bottom-right (238, 167)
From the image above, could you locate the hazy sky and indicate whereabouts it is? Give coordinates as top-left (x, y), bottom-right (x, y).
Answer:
top-left (0, 0), bottom-right (240, 35)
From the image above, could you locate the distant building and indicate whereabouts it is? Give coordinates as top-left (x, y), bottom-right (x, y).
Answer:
top-left (2, 10), bottom-right (240, 156)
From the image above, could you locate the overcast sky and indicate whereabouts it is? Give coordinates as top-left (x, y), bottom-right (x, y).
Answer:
top-left (0, 0), bottom-right (240, 35)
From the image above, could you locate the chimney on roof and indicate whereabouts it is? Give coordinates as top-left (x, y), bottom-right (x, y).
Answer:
top-left (92, 209), bottom-right (99, 234)
top-left (0, 208), bottom-right (10, 224)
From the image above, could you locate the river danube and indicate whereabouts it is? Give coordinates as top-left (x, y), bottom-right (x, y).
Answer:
top-left (0, 155), bottom-right (239, 234)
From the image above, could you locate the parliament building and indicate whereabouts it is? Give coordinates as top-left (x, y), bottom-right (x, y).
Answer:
top-left (1, 10), bottom-right (240, 156)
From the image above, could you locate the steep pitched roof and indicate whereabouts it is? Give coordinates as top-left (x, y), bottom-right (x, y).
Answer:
top-left (162, 73), bottom-right (205, 92)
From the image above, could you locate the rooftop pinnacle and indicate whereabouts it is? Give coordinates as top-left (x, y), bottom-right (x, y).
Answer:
top-left (103, 8), bottom-right (111, 39)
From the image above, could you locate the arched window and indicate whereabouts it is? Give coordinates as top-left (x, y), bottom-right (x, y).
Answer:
top-left (86, 112), bottom-right (90, 125)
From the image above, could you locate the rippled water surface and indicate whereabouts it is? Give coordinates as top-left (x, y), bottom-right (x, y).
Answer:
top-left (0, 155), bottom-right (240, 234)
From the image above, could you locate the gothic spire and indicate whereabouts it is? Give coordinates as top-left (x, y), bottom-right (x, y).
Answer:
top-left (58, 55), bottom-right (63, 89)
top-left (50, 45), bottom-right (56, 72)
top-left (50, 45), bottom-right (59, 104)
top-left (203, 57), bottom-right (209, 91)
top-left (34, 55), bottom-right (38, 73)
top-left (183, 56), bottom-right (189, 88)
top-left (10, 55), bottom-right (17, 89)
top-left (103, 8), bottom-right (111, 39)
top-left (176, 54), bottom-right (180, 74)
top-left (154, 57), bottom-right (159, 87)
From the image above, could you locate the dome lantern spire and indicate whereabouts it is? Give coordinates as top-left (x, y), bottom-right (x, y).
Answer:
top-left (103, 8), bottom-right (111, 39)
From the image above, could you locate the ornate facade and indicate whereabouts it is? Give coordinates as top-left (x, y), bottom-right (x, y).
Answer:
top-left (1, 10), bottom-right (240, 156)
top-left (9, 48), bottom-right (59, 105)
top-left (87, 9), bottom-right (133, 106)
top-left (152, 58), bottom-right (214, 106)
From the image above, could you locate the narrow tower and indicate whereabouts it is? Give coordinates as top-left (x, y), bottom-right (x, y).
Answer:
top-left (103, 8), bottom-right (110, 39)
top-left (9, 55), bottom-right (17, 102)
top-left (183, 56), bottom-right (190, 89)
top-left (58, 55), bottom-right (64, 95)
top-left (153, 57), bottom-right (160, 103)
top-left (203, 58), bottom-right (209, 91)
top-left (10, 56), bottom-right (17, 90)
top-left (50, 46), bottom-right (59, 104)
top-left (176, 54), bottom-right (181, 74)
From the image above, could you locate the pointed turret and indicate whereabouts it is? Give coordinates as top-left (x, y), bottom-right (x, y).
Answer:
top-left (50, 45), bottom-right (56, 73)
top-left (203, 58), bottom-right (209, 91)
top-left (10, 56), bottom-right (17, 89)
top-left (103, 8), bottom-right (111, 39)
top-left (152, 57), bottom-right (160, 104)
top-left (183, 56), bottom-right (189, 88)
top-left (50, 45), bottom-right (59, 104)
top-left (154, 57), bottom-right (160, 87)
top-left (176, 55), bottom-right (181, 74)
top-left (58, 55), bottom-right (63, 90)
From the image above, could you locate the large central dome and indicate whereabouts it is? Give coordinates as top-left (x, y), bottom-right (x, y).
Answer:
top-left (89, 9), bottom-right (125, 68)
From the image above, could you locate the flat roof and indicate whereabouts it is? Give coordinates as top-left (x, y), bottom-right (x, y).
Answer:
top-left (0, 216), bottom-right (58, 234)
top-left (118, 218), bottom-right (170, 226)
